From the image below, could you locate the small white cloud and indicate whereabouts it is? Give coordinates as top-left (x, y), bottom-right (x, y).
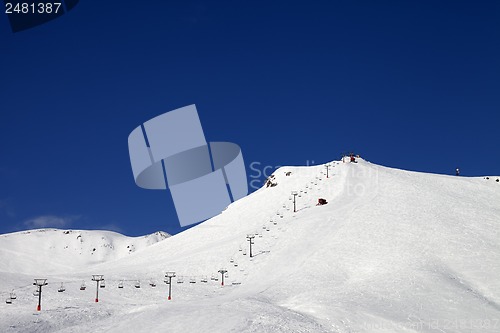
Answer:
top-left (23, 215), bottom-right (80, 229)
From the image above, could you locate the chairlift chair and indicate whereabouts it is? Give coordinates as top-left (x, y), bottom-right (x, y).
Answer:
top-left (80, 281), bottom-right (86, 291)
top-left (100, 280), bottom-right (106, 288)
top-left (201, 276), bottom-right (208, 283)
top-left (135, 280), bottom-right (141, 288)
top-left (33, 289), bottom-right (39, 297)
top-left (118, 280), bottom-right (124, 288)
top-left (176, 276), bottom-right (184, 284)
top-left (5, 298), bottom-right (12, 304)
top-left (10, 290), bottom-right (16, 299)
top-left (149, 281), bottom-right (157, 287)
top-left (189, 277), bottom-right (196, 284)
top-left (58, 282), bottom-right (66, 292)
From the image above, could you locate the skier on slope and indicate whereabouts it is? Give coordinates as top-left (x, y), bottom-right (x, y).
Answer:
top-left (456, 168), bottom-right (460, 176)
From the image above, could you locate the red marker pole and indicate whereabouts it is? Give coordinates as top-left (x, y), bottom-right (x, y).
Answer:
top-left (168, 278), bottom-right (172, 300)
top-left (37, 287), bottom-right (42, 311)
top-left (95, 280), bottom-right (99, 302)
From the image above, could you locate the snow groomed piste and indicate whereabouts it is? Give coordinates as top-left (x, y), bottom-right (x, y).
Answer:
top-left (1, 157), bottom-right (499, 332)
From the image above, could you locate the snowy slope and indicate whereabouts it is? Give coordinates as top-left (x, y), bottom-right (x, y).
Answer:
top-left (1, 158), bottom-right (499, 333)
top-left (0, 229), bottom-right (169, 275)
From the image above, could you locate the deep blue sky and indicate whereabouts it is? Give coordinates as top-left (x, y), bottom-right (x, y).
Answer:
top-left (1, 1), bottom-right (499, 236)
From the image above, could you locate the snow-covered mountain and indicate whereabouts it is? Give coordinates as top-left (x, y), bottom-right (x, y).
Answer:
top-left (1, 158), bottom-right (499, 333)
top-left (0, 229), bottom-right (169, 275)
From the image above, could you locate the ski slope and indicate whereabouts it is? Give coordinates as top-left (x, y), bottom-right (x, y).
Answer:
top-left (1, 158), bottom-right (499, 332)
top-left (0, 229), bottom-right (169, 275)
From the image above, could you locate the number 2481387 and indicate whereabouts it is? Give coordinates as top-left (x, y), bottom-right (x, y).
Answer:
top-left (5, 2), bottom-right (62, 14)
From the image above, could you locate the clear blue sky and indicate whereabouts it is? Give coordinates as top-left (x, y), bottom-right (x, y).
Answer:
top-left (1, 1), bottom-right (498, 236)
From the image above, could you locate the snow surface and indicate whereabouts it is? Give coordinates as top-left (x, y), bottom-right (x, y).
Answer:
top-left (0, 229), bottom-right (170, 275)
top-left (1, 158), bottom-right (499, 333)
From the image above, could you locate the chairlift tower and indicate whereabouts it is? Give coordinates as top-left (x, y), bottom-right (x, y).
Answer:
top-left (164, 271), bottom-right (176, 300)
top-left (246, 234), bottom-right (255, 258)
top-left (33, 279), bottom-right (47, 311)
top-left (92, 275), bottom-right (104, 303)
top-left (291, 191), bottom-right (298, 212)
top-left (218, 269), bottom-right (228, 286)
top-left (325, 164), bottom-right (331, 178)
